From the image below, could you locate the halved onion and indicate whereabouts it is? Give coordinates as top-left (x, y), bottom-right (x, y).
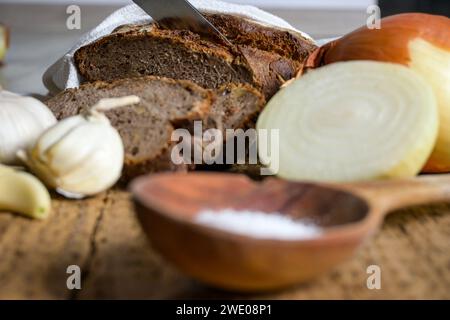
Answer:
top-left (305, 13), bottom-right (450, 173)
top-left (257, 61), bottom-right (438, 182)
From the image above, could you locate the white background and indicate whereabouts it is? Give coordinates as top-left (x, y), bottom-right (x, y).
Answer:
top-left (0, 0), bottom-right (376, 9)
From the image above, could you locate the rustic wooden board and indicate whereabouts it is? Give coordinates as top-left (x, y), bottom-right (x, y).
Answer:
top-left (0, 189), bottom-right (449, 299)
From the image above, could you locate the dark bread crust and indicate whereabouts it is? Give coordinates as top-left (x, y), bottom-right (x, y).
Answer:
top-left (204, 13), bottom-right (316, 63)
top-left (74, 13), bottom-right (316, 99)
top-left (46, 76), bottom-right (265, 181)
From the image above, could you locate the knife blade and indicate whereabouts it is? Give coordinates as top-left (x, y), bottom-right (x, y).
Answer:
top-left (132, 0), bottom-right (233, 46)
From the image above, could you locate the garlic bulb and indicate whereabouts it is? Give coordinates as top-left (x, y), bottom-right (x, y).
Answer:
top-left (0, 88), bottom-right (57, 164)
top-left (18, 95), bottom-right (140, 198)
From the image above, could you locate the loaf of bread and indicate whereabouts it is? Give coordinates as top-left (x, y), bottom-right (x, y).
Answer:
top-left (46, 76), bottom-right (265, 181)
top-left (74, 13), bottom-right (316, 99)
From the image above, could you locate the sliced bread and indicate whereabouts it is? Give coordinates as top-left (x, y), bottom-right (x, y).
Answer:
top-left (46, 76), bottom-right (265, 180)
top-left (74, 13), bottom-right (316, 99)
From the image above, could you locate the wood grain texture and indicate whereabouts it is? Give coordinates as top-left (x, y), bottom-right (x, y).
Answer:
top-left (0, 193), bottom-right (108, 299)
top-left (0, 189), bottom-right (449, 299)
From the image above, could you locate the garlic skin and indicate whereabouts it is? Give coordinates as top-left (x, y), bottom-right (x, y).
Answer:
top-left (0, 89), bottom-right (57, 165)
top-left (18, 96), bottom-right (140, 198)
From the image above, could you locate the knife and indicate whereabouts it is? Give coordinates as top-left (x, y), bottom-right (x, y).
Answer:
top-left (132, 0), bottom-right (233, 46)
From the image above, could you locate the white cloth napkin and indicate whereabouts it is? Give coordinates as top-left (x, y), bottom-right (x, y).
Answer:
top-left (42, 0), bottom-right (314, 95)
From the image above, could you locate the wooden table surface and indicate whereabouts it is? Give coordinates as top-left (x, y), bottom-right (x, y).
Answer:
top-left (0, 4), bottom-right (449, 300)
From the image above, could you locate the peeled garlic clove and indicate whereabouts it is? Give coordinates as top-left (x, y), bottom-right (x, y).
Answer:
top-left (0, 89), bottom-right (57, 165)
top-left (0, 164), bottom-right (51, 220)
top-left (257, 61), bottom-right (439, 182)
top-left (18, 95), bottom-right (139, 198)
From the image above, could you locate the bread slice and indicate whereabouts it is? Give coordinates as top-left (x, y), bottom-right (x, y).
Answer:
top-left (74, 13), bottom-right (316, 99)
top-left (46, 76), bottom-right (265, 181)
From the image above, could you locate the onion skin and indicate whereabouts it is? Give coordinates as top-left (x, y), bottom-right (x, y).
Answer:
top-left (304, 13), bottom-right (450, 69)
top-left (304, 13), bottom-right (450, 173)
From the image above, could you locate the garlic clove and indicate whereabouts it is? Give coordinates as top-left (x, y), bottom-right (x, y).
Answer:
top-left (33, 116), bottom-right (86, 162)
top-left (0, 164), bottom-right (51, 220)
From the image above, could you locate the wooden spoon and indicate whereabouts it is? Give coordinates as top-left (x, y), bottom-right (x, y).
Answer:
top-left (131, 172), bottom-right (450, 292)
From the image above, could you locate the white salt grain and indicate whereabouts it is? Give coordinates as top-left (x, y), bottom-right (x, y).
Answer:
top-left (195, 209), bottom-right (322, 240)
